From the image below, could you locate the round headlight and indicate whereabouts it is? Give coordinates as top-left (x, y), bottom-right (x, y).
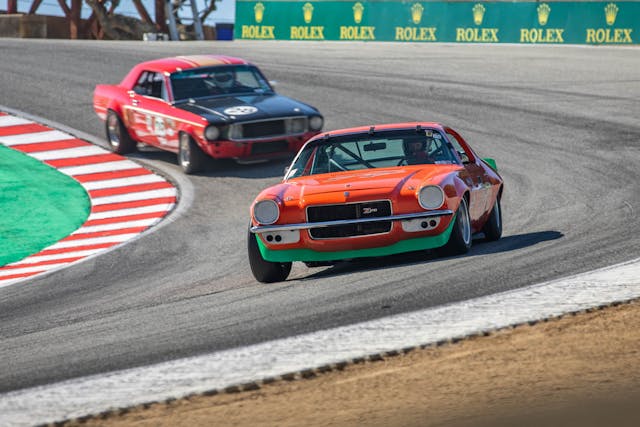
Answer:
top-left (204, 125), bottom-right (220, 141)
top-left (253, 199), bottom-right (280, 225)
top-left (418, 185), bottom-right (445, 210)
top-left (309, 116), bottom-right (323, 131)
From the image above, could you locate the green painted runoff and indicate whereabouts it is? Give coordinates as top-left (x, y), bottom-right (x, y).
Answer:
top-left (0, 145), bottom-right (89, 266)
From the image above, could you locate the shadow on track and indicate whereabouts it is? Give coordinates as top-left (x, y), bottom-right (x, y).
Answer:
top-left (130, 146), bottom-right (293, 180)
top-left (296, 230), bottom-right (564, 281)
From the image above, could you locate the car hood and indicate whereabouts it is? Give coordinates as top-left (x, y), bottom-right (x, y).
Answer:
top-left (174, 93), bottom-right (318, 123)
top-left (263, 165), bottom-right (461, 206)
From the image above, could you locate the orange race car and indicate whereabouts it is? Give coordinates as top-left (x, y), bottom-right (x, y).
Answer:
top-left (248, 122), bottom-right (504, 283)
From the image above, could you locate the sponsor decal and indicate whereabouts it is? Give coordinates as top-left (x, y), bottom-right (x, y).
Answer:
top-left (291, 3), bottom-right (324, 40)
top-left (520, 4), bottom-right (564, 43)
top-left (224, 106), bottom-right (258, 115)
top-left (586, 3), bottom-right (633, 43)
top-left (456, 4), bottom-right (499, 42)
top-left (353, 2), bottom-right (364, 24)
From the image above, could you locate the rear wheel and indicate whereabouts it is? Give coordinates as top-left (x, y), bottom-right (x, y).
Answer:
top-left (483, 198), bottom-right (502, 241)
top-left (248, 228), bottom-right (292, 283)
top-left (106, 110), bottom-right (136, 154)
top-left (178, 132), bottom-right (207, 174)
top-left (438, 197), bottom-right (472, 257)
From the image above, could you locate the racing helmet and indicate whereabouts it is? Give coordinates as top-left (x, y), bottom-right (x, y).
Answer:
top-left (213, 70), bottom-right (235, 89)
top-left (403, 137), bottom-right (427, 156)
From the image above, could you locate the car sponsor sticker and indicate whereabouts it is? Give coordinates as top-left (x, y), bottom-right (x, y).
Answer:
top-left (224, 106), bottom-right (258, 115)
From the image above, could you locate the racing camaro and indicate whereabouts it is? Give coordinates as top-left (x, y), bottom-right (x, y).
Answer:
top-left (93, 55), bottom-right (324, 173)
top-left (248, 122), bottom-right (503, 283)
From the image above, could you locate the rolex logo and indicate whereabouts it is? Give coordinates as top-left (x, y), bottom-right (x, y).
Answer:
top-left (605, 3), bottom-right (618, 26)
top-left (353, 2), bottom-right (364, 24)
top-left (472, 4), bottom-right (486, 26)
top-left (537, 3), bottom-right (551, 26)
top-left (303, 2), bottom-right (314, 24)
top-left (254, 2), bottom-right (265, 24)
top-left (411, 3), bottom-right (424, 25)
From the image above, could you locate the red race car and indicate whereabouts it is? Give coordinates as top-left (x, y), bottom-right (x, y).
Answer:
top-left (248, 122), bottom-right (503, 283)
top-left (93, 55), bottom-right (323, 173)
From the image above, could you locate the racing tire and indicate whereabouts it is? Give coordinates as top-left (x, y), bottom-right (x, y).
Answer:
top-left (178, 132), bottom-right (207, 174)
top-left (106, 110), bottom-right (137, 154)
top-left (248, 228), bottom-right (292, 283)
top-left (438, 196), bottom-right (472, 257)
top-left (482, 198), bottom-right (502, 241)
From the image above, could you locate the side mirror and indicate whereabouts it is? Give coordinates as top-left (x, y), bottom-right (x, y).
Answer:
top-left (269, 80), bottom-right (278, 87)
top-left (283, 165), bottom-right (290, 176)
top-left (459, 151), bottom-right (470, 164)
top-left (482, 158), bottom-right (498, 172)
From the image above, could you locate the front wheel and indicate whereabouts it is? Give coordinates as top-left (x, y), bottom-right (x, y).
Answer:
top-left (438, 197), bottom-right (472, 257)
top-left (482, 198), bottom-right (502, 241)
top-left (106, 110), bottom-right (137, 154)
top-left (248, 228), bottom-right (292, 283)
top-left (178, 132), bottom-right (207, 174)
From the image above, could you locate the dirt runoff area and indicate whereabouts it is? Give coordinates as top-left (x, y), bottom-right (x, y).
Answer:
top-left (67, 299), bottom-right (640, 427)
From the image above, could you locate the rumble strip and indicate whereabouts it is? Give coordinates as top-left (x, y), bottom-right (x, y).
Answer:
top-left (0, 111), bottom-right (177, 288)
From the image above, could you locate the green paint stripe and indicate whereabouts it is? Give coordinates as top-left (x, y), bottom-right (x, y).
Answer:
top-left (0, 145), bottom-right (90, 266)
top-left (257, 216), bottom-right (455, 262)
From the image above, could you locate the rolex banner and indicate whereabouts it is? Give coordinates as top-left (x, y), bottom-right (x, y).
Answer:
top-left (235, 1), bottom-right (638, 44)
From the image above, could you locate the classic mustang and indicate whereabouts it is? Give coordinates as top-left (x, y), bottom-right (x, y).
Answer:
top-left (248, 122), bottom-right (503, 283)
top-left (93, 55), bottom-right (323, 173)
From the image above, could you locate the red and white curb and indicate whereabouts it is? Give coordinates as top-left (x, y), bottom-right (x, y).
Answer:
top-left (0, 112), bottom-right (177, 288)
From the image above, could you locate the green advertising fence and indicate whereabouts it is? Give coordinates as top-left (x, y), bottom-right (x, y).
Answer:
top-left (235, 1), bottom-right (638, 44)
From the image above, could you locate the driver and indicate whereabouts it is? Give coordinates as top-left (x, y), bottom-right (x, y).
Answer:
top-left (403, 138), bottom-right (434, 165)
top-left (212, 70), bottom-right (235, 90)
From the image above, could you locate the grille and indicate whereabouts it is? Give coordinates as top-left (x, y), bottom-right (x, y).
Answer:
top-left (251, 140), bottom-right (289, 155)
top-left (241, 120), bottom-right (285, 138)
top-left (307, 200), bottom-right (392, 239)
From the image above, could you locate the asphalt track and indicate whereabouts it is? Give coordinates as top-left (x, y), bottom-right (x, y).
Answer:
top-left (0, 39), bottom-right (638, 394)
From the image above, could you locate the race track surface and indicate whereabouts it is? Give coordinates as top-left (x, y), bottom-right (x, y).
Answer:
top-left (0, 40), bottom-right (638, 393)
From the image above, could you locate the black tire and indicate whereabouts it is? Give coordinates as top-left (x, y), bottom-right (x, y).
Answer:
top-left (482, 198), bottom-right (502, 241)
top-left (248, 228), bottom-right (292, 283)
top-left (438, 196), bottom-right (472, 257)
top-left (106, 110), bottom-right (137, 154)
top-left (178, 132), bottom-right (207, 174)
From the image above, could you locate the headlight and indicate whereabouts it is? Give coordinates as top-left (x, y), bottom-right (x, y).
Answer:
top-left (309, 116), bottom-right (323, 131)
top-left (253, 199), bottom-right (280, 225)
top-left (418, 185), bottom-right (444, 210)
top-left (289, 117), bottom-right (306, 134)
top-left (204, 125), bottom-right (220, 141)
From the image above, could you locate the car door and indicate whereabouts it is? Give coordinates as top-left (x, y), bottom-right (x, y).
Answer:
top-left (444, 128), bottom-right (492, 227)
top-left (128, 71), bottom-right (177, 150)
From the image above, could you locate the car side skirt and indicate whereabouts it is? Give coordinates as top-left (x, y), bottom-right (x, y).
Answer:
top-left (256, 215), bottom-right (456, 263)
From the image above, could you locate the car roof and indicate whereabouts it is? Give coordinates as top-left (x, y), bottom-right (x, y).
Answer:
top-left (121, 55), bottom-right (252, 87)
top-left (133, 55), bottom-right (250, 74)
top-left (314, 122), bottom-right (446, 140)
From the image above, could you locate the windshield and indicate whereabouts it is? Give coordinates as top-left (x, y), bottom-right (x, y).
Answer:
top-left (285, 129), bottom-right (460, 179)
top-left (170, 64), bottom-right (273, 101)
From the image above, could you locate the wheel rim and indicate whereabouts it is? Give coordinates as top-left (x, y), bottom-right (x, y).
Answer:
top-left (459, 199), bottom-right (471, 245)
top-left (107, 114), bottom-right (120, 148)
top-left (179, 135), bottom-right (190, 168)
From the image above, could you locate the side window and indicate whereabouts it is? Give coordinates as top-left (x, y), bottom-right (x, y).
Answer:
top-left (133, 71), bottom-right (166, 100)
top-left (134, 71), bottom-right (149, 95)
top-left (446, 132), bottom-right (471, 164)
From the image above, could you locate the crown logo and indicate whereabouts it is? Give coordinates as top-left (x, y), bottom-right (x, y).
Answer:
top-left (537, 3), bottom-right (551, 26)
top-left (472, 4), bottom-right (486, 26)
top-left (254, 2), bottom-right (265, 24)
top-left (303, 2), bottom-right (314, 24)
top-left (353, 2), bottom-right (364, 24)
top-left (411, 3), bottom-right (424, 25)
top-left (605, 3), bottom-right (618, 25)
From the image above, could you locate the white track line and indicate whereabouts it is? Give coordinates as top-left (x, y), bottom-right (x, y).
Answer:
top-left (0, 130), bottom-right (74, 145)
top-left (0, 257), bottom-right (638, 427)
top-left (29, 146), bottom-right (107, 160)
